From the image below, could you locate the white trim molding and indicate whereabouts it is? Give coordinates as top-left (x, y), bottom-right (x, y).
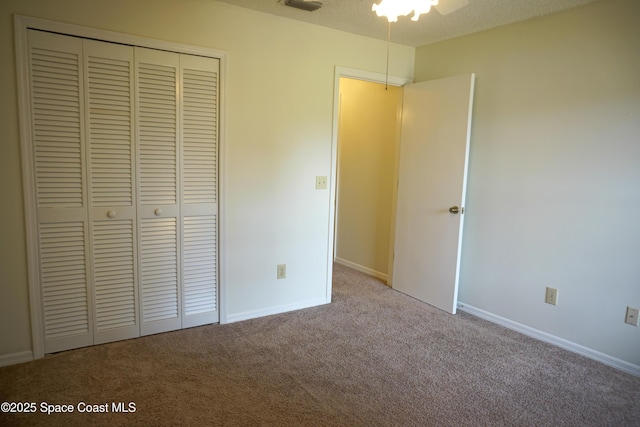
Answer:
top-left (225, 298), bottom-right (329, 324)
top-left (335, 257), bottom-right (388, 283)
top-left (458, 302), bottom-right (640, 378)
top-left (334, 66), bottom-right (412, 87)
top-left (0, 351), bottom-right (34, 368)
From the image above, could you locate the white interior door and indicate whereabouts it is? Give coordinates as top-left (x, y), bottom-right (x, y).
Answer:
top-left (180, 54), bottom-right (220, 328)
top-left (85, 39), bottom-right (139, 345)
top-left (392, 74), bottom-right (475, 314)
top-left (28, 30), bottom-right (94, 354)
top-left (136, 47), bottom-right (182, 336)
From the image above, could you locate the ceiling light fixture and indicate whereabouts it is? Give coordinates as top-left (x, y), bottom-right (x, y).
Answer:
top-left (371, 0), bottom-right (468, 89)
top-left (372, 0), bottom-right (438, 22)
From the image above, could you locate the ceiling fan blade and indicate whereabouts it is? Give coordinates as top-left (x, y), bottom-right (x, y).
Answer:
top-left (434, 0), bottom-right (469, 15)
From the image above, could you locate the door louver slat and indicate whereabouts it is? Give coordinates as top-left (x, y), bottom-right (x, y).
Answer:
top-left (87, 55), bottom-right (133, 208)
top-left (138, 63), bottom-right (177, 205)
top-left (183, 69), bottom-right (217, 205)
top-left (93, 220), bottom-right (136, 331)
top-left (140, 218), bottom-right (178, 322)
top-left (183, 216), bottom-right (217, 315)
top-left (40, 222), bottom-right (89, 339)
top-left (31, 47), bottom-right (83, 208)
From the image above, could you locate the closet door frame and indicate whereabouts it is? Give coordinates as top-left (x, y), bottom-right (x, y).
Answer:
top-left (14, 15), bottom-right (227, 360)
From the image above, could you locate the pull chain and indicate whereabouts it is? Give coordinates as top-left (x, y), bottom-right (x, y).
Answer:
top-left (385, 21), bottom-right (390, 90)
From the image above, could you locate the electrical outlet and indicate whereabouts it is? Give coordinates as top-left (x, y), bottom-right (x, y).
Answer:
top-left (625, 306), bottom-right (639, 326)
top-left (545, 287), bottom-right (558, 305)
top-left (315, 176), bottom-right (327, 190)
top-left (277, 264), bottom-right (286, 280)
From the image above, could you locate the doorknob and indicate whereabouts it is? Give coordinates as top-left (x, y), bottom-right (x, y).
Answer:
top-left (449, 206), bottom-right (461, 214)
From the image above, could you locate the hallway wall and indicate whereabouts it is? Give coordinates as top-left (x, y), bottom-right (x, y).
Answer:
top-left (335, 78), bottom-right (402, 280)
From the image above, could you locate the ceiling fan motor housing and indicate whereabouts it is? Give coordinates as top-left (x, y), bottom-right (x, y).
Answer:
top-left (285, 0), bottom-right (323, 12)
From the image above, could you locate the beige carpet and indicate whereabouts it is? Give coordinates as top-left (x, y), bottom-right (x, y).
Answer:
top-left (1, 264), bottom-right (639, 426)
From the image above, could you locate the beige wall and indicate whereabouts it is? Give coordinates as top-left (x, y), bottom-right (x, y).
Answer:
top-left (0, 0), bottom-right (414, 359)
top-left (336, 78), bottom-right (402, 279)
top-left (415, 0), bottom-right (640, 366)
top-left (3, 0), bottom-right (637, 371)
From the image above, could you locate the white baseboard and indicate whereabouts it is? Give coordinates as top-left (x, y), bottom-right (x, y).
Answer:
top-left (458, 302), bottom-right (640, 378)
top-left (0, 350), bottom-right (34, 367)
top-left (335, 257), bottom-right (388, 283)
top-left (224, 297), bottom-right (329, 324)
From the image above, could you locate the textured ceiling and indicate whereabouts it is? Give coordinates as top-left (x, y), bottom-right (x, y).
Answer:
top-left (215, 0), bottom-right (600, 47)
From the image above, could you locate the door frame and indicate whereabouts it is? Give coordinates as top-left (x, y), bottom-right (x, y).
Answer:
top-left (327, 67), bottom-right (411, 295)
top-left (14, 15), bottom-right (228, 360)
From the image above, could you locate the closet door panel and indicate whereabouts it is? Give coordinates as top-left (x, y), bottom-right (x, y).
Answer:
top-left (180, 55), bottom-right (219, 327)
top-left (136, 48), bottom-right (182, 335)
top-left (84, 40), bottom-right (139, 344)
top-left (28, 30), bottom-right (93, 353)
top-left (25, 30), bottom-right (221, 353)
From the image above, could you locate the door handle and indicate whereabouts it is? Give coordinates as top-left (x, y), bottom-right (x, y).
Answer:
top-left (449, 206), bottom-right (464, 214)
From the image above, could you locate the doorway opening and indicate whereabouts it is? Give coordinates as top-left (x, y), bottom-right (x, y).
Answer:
top-left (329, 68), bottom-right (475, 315)
top-left (334, 77), bottom-right (403, 284)
top-left (328, 68), bottom-right (410, 292)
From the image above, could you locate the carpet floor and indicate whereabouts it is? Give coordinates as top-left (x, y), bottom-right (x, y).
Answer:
top-left (1, 264), bottom-right (639, 426)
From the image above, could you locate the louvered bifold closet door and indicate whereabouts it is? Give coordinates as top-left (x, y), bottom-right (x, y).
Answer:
top-left (136, 48), bottom-right (182, 336)
top-left (27, 30), bottom-right (93, 353)
top-left (84, 40), bottom-right (139, 344)
top-left (180, 55), bottom-right (220, 328)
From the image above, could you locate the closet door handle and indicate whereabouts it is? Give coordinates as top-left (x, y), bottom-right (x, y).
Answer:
top-left (107, 210), bottom-right (117, 218)
top-left (154, 208), bottom-right (163, 216)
